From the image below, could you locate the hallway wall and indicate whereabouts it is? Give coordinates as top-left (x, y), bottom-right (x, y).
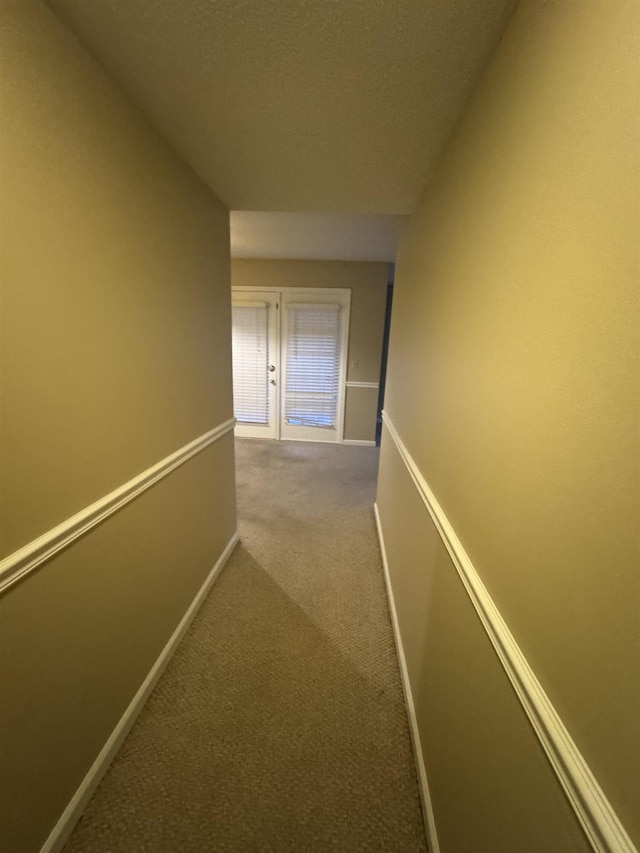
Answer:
top-left (0, 1), bottom-right (237, 851)
top-left (231, 259), bottom-right (388, 443)
top-left (376, 0), bottom-right (639, 850)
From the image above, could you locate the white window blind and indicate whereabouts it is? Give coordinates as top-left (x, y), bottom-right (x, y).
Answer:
top-left (232, 303), bottom-right (269, 424)
top-left (284, 303), bottom-right (341, 429)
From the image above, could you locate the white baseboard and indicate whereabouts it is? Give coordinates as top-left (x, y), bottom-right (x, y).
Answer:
top-left (342, 439), bottom-right (377, 446)
top-left (374, 503), bottom-right (440, 853)
top-left (380, 411), bottom-right (637, 853)
top-left (39, 531), bottom-right (240, 853)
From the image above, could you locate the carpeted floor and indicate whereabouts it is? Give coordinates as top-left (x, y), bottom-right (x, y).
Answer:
top-left (63, 439), bottom-right (427, 852)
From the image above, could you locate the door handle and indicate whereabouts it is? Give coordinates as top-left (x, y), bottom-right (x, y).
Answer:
top-left (269, 365), bottom-right (276, 372)
top-left (270, 379), bottom-right (276, 386)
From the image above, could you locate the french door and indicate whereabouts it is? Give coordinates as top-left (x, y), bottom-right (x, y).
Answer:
top-left (231, 287), bottom-right (350, 443)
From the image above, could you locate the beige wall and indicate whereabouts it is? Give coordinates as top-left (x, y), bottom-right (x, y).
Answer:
top-left (343, 386), bottom-right (379, 443)
top-left (378, 0), bottom-right (639, 850)
top-left (231, 259), bottom-right (387, 441)
top-left (0, 1), bottom-right (236, 850)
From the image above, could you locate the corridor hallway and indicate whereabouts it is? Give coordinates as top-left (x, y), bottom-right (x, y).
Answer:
top-left (62, 440), bottom-right (427, 853)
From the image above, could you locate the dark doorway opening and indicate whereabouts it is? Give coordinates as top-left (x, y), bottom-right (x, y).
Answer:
top-left (376, 264), bottom-right (395, 447)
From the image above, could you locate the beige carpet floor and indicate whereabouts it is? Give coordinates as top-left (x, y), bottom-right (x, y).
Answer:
top-left (63, 439), bottom-right (427, 853)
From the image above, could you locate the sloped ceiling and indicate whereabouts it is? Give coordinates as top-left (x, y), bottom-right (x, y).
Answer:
top-left (44, 0), bottom-right (517, 215)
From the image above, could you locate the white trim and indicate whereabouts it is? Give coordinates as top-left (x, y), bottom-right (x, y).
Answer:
top-left (345, 381), bottom-right (380, 389)
top-left (380, 411), bottom-right (637, 853)
top-left (39, 531), bottom-right (240, 853)
top-left (341, 439), bottom-right (376, 446)
top-left (0, 419), bottom-right (236, 595)
top-left (374, 503), bottom-right (440, 853)
top-left (233, 285), bottom-right (347, 297)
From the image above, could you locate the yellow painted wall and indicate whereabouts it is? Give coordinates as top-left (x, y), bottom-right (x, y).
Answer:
top-left (344, 386), bottom-right (379, 443)
top-left (231, 259), bottom-right (387, 441)
top-left (378, 0), bottom-right (639, 849)
top-left (0, 1), bottom-right (236, 850)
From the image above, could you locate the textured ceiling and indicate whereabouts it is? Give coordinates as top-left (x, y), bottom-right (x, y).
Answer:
top-left (231, 212), bottom-right (408, 261)
top-left (45, 0), bottom-right (517, 214)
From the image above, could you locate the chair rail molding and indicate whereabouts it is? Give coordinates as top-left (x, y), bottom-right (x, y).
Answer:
top-left (0, 417), bottom-right (236, 595)
top-left (345, 380), bottom-right (379, 389)
top-left (379, 409), bottom-right (637, 853)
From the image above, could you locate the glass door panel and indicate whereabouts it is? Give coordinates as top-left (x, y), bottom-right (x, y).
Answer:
top-left (280, 291), bottom-right (349, 443)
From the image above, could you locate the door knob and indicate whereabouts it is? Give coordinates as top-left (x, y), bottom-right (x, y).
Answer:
top-left (270, 379), bottom-right (276, 385)
top-left (269, 365), bottom-right (276, 372)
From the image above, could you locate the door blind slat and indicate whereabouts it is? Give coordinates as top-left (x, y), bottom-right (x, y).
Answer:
top-left (232, 304), bottom-right (270, 424)
top-left (284, 304), bottom-right (341, 429)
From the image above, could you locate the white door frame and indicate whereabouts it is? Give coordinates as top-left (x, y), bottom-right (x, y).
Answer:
top-left (232, 286), bottom-right (351, 443)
